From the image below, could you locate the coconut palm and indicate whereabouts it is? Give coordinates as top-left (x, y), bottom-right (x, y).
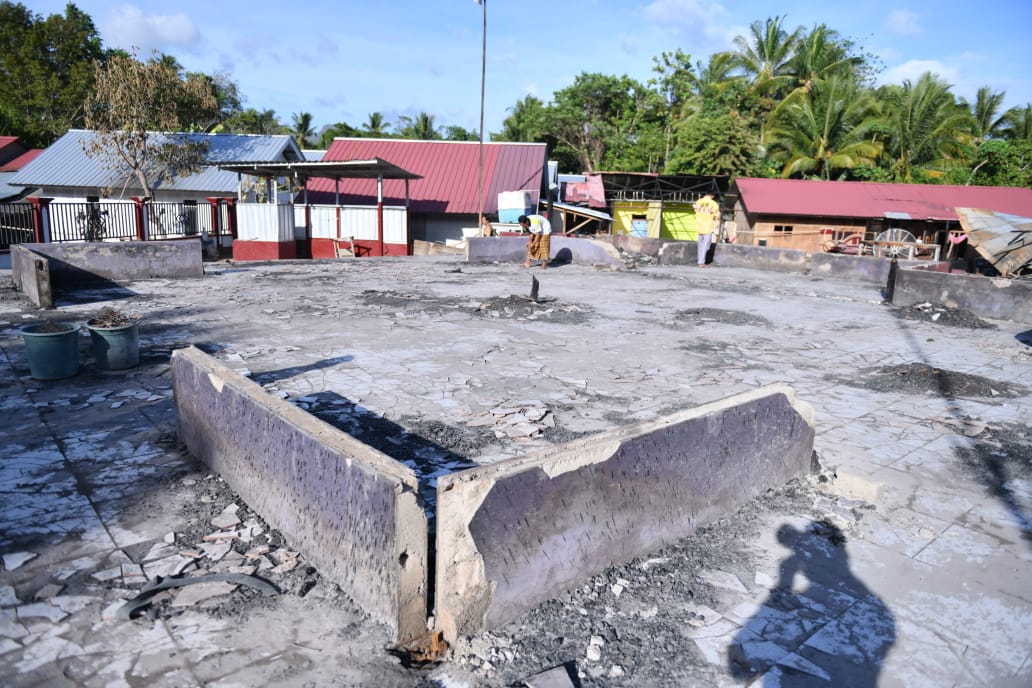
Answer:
top-left (395, 112), bottom-right (441, 140)
top-left (962, 86), bottom-right (1010, 142)
top-left (880, 72), bottom-right (976, 182)
top-left (290, 111), bottom-right (315, 148)
top-left (731, 16), bottom-right (803, 92)
top-left (1002, 103), bottom-right (1032, 141)
top-left (788, 24), bottom-right (864, 93)
top-left (363, 112), bottom-right (389, 137)
top-left (766, 76), bottom-right (883, 179)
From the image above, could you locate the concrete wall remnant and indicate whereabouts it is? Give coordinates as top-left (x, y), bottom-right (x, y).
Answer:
top-left (12, 240), bottom-right (204, 308)
top-left (465, 236), bottom-right (622, 268)
top-left (10, 245), bottom-right (52, 308)
top-left (434, 384), bottom-right (815, 640)
top-left (171, 346), bottom-right (428, 642)
top-left (892, 267), bottom-right (1032, 322)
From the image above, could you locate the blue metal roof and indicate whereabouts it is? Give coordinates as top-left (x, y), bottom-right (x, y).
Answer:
top-left (8, 129), bottom-right (303, 196)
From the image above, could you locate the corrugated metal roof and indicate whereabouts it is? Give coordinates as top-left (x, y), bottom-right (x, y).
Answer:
top-left (306, 138), bottom-right (547, 214)
top-left (733, 178), bottom-right (1032, 221)
top-left (8, 129), bottom-right (303, 195)
top-left (957, 207), bottom-right (1032, 276)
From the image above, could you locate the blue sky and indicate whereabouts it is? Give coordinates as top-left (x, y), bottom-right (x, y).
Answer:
top-left (26, 0), bottom-right (1032, 141)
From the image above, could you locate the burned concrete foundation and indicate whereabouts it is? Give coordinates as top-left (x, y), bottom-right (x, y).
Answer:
top-left (171, 346), bottom-right (428, 642)
top-left (434, 384), bottom-right (814, 640)
top-left (171, 347), bottom-right (815, 644)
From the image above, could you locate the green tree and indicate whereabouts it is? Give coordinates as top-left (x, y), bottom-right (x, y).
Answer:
top-left (668, 109), bottom-right (762, 177)
top-left (362, 112), bottom-right (390, 137)
top-left (0, 1), bottom-right (104, 146)
top-left (879, 72), bottom-right (976, 182)
top-left (82, 50), bottom-right (218, 198)
top-left (966, 138), bottom-right (1032, 187)
top-left (732, 16), bottom-right (803, 92)
top-left (962, 86), bottom-right (1011, 142)
top-left (787, 24), bottom-right (864, 93)
top-left (443, 125), bottom-right (478, 141)
top-left (543, 72), bottom-right (656, 172)
top-left (290, 111), bottom-right (316, 148)
top-left (766, 76), bottom-right (883, 179)
top-left (187, 70), bottom-right (241, 131)
top-left (1002, 104), bottom-right (1032, 141)
top-left (395, 112), bottom-right (441, 140)
top-left (221, 108), bottom-right (283, 135)
top-left (317, 121), bottom-right (361, 149)
top-left (494, 95), bottom-right (548, 142)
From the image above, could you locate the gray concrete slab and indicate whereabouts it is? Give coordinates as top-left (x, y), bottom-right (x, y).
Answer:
top-left (0, 256), bottom-right (1029, 687)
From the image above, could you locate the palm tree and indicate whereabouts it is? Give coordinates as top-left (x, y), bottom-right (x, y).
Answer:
top-left (788, 24), bottom-right (863, 93)
top-left (290, 111), bottom-right (315, 148)
top-left (880, 72), bottom-right (976, 182)
top-left (732, 16), bottom-right (803, 91)
top-left (363, 112), bottom-right (389, 137)
top-left (962, 86), bottom-right (1010, 142)
top-left (396, 112), bottom-right (440, 140)
top-left (1002, 103), bottom-right (1032, 140)
top-left (766, 76), bottom-right (883, 179)
top-left (497, 95), bottom-right (546, 142)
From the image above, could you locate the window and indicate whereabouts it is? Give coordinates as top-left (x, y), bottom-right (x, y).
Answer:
top-left (773, 224), bottom-right (794, 233)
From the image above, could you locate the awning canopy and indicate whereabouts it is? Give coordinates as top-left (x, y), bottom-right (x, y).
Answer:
top-left (216, 158), bottom-right (421, 181)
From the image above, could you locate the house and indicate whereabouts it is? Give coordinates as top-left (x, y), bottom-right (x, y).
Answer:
top-left (304, 138), bottom-right (548, 244)
top-left (729, 177), bottom-right (1032, 255)
top-left (598, 173), bottom-right (728, 240)
top-left (7, 129), bottom-right (304, 204)
top-left (0, 136), bottom-right (43, 203)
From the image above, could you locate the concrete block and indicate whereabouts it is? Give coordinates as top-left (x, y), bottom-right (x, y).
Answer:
top-left (435, 384), bottom-right (815, 640)
top-left (171, 346), bottom-right (427, 641)
top-left (10, 245), bottom-right (52, 308)
top-left (809, 253), bottom-right (925, 284)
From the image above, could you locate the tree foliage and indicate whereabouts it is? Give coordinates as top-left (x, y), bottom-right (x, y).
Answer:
top-left (83, 50), bottom-right (218, 198)
top-left (0, 1), bottom-right (104, 146)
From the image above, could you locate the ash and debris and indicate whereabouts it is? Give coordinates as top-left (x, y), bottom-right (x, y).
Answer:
top-left (446, 476), bottom-right (826, 687)
top-left (842, 362), bottom-right (1027, 398)
top-left (673, 308), bottom-right (772, 328)
top-left (891, 302), bottom-right (997, 329)
top-left (953, 421), bottom-right (1032, 535)
top-left (470, 295), bottom-right (592, 323)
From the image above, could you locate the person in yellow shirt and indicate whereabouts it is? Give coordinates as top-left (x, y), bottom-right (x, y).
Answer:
top-left (693, 193), bottom-right (720, 267)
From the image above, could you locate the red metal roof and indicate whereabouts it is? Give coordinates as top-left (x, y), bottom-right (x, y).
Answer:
top-left (306, 138), bottom-right (547, 214)
top-left (0, 149), bottom-right (42, 173)
top-left (733, 178), bottom-right (1032, 221)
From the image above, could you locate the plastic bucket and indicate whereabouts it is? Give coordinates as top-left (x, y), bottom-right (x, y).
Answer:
top-left (20, 322), bottom-right (80, 380)
top-left (88, 321), bottom-right (140, 371)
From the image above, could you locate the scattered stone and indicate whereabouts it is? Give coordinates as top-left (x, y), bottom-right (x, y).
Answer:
top-left (698, 570), bottom-right (749, 594)
top-left (16, 602), bottom-right (69, 623)
top-left (586, 635), bottom-right (604, 662)
top-left (199, 542), bottom-right (232, 561)
top-left (2, 552), bottom-right (37, 571)
top-left (523, 664), bottom-right (577, 688)
top-left (0, 585), bottom-right (19, 607)
top-left (163, 532), bottom-right (176, 544)
top-left (33, 584), bottom-right (64, 600)
top-left (244, 545), bottom-right (271, 559)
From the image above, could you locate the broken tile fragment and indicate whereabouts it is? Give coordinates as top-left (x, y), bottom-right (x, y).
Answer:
top-left (16, 602), bottom-right (69, 623)
top-left (211, 512), bottom-right (242, 530)
top-left (2, 552), bottom-right (37, 571)
top-left (33, 584), bottom-right (64, 601)
top-left (0, 585), bottom-right (19, 607)
top-left (170, 581), bottom-right (238, 607)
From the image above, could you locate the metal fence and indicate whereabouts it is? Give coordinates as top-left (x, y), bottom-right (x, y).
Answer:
top-left (0, 203), bottom-right (34, 249)
top-left (0, 200), bottom-right (233, 247)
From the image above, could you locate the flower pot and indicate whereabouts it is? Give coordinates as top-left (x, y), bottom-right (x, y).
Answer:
top-left (87, 320), bottom-right (140, 371)
top-left (20, 322), bottom-right (80, 380)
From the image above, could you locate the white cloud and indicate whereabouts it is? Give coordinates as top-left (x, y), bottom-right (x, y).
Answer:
top-left (643, 0), bottom-right (731, 46)
top-left (880, 59), bottom-right (959, 87)
top-left (884, 9), bottom-right (923, 37)
top-left (102, 5), bottom-right (200, 55)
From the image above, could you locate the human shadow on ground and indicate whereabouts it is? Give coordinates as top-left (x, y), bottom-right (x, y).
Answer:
top-left (727, 523), bottom-right (896, 686)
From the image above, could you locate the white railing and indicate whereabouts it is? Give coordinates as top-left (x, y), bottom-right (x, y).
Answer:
top-left (296, 204), bottom-right (408, 243)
